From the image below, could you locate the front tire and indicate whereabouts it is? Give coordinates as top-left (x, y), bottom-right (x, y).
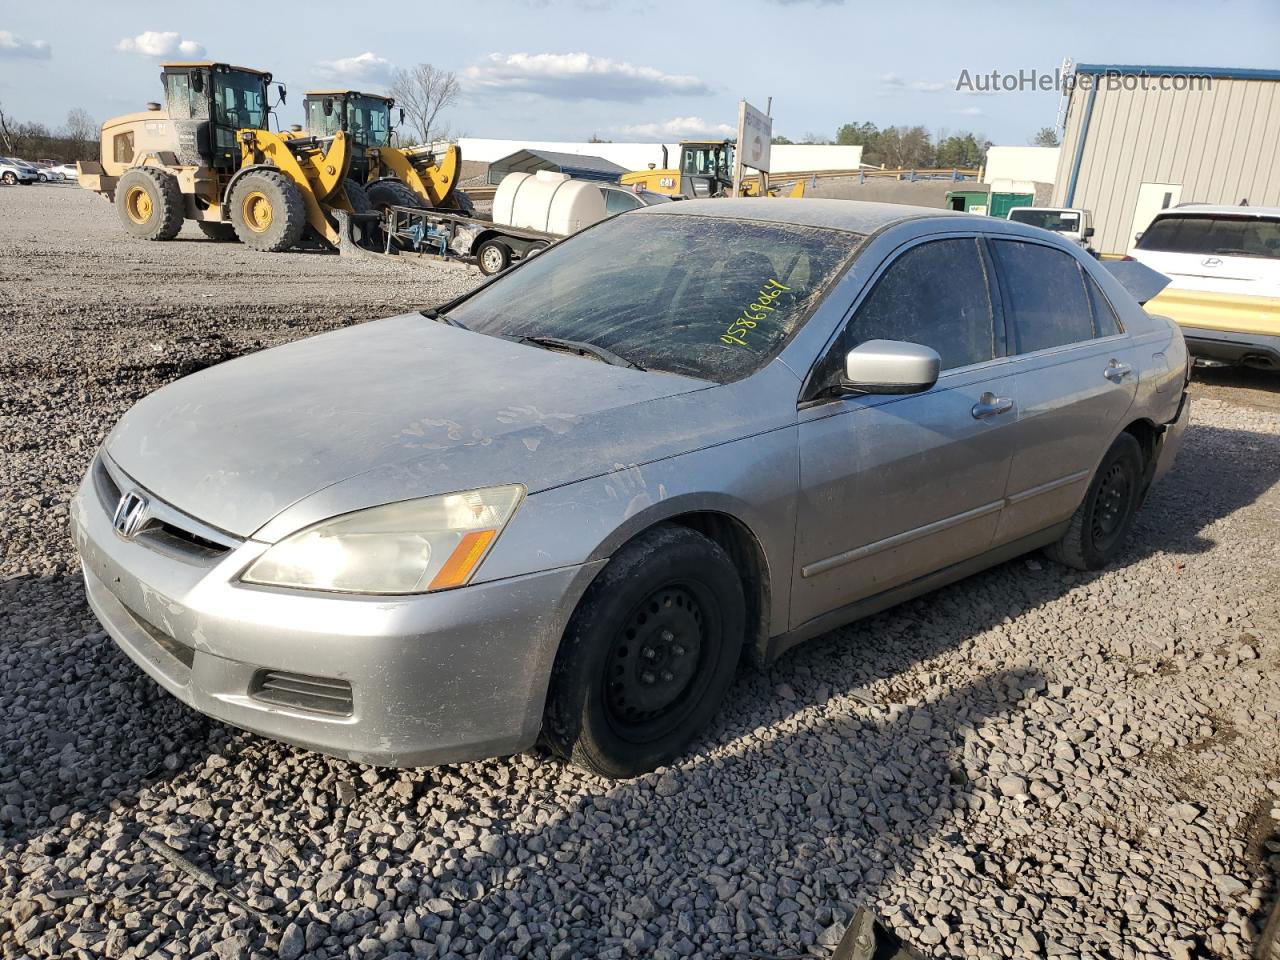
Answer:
top-left (2, 172), bottom-right (15, 185)
top-left (228, 169), bottom-right (306, 252)
top-left (115, 167), bottom-right (185, 241)
top-left (1045, 432), bottom-right (1144, 570)
top-left (366, 178), bottom-right (424, 213)
top-left (543, 524), bottom-right (745, 779)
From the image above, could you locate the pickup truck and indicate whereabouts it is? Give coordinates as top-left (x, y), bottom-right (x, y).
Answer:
top-left (1007, 206), bottom-right (1096, 255)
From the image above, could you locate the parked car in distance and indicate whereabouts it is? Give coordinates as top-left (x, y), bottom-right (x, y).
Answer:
top-left (72, 199), bottom-right (1190, 779)
top-left (0, 157), bottom-right (37, 184)
top-left (53, 163), bottom-right (79, 182)
top-left (1130, 204), bottom-right (1280, 370)
top-left (31, 161), bottom-right (63, 182)
top-left (1007, 206), bottom-right (1096, 254)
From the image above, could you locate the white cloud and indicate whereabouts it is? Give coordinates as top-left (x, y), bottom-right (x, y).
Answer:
top-left (0, 31), bottom-right (51, 59)
top-left (317, 51), bottom-right (395, 86)
top-left (881, 73), bottom-right (945, 93)
top-left (619, 116), bottom-right (736, 139)
top-left (116, 31), bottom-right (205, 58)
top-left (463, 52), bottom-right (711, 101)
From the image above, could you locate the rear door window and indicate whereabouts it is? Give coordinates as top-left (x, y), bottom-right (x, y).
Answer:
top-left (846, 238), bottom-right (996, 371)
top-left (991, 240), bottom-right (1094, 354)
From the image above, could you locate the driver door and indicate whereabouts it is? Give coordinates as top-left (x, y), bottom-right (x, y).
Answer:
top-left (790, 236), bottom-right (1019, 629)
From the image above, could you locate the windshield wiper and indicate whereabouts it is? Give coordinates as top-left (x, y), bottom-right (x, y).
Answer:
top-left (511, 335), bottom-right (644, 370)
top-left (421, 307), bottom-right (469, 330)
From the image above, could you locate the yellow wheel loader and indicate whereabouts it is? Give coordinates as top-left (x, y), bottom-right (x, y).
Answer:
top-left (78, 62), bottom-right (370, 252)
top-left (620, 139), bottom-right (804, 199)
top-left (302, 90), bottom-right (474, 215)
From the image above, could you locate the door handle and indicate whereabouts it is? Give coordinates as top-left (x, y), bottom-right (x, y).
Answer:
top-left (971, 392), bottom-right (1015, 420)
top-left (1104, 360), bottom-right (1133, 383)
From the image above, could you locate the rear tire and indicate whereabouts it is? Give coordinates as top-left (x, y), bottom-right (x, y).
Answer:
top-left (366, 178), bottom-right (424, 213)
top-left (228, 169), bottom-right (306, 252)
top-left (115, 167), bottom-right (185, 241)
top-left (543, 524), bottom-right (745, 779)
top-left (196, 221), bottom-right (238, 242)
top-left (447, 190), bottom-right (477, 216)
top-left (1045, 432), bottom-right (1144, 570)
top-left (476, 239), bottom-right (511, 275)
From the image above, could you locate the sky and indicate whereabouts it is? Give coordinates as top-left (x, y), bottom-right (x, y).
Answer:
top-left (2, 0), bottom-right (1278, 147)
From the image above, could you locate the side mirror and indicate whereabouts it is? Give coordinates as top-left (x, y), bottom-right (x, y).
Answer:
top-left (323, 97), bottom-right (333, 117)
top-left (277, 83), bottom-right (287, 106)
top-left (843, 340), bottom-right (940, 395)
top-left (399, 108), bottom-right (406, 125)
top-left (1084, 226), bottom-right (1095, 238)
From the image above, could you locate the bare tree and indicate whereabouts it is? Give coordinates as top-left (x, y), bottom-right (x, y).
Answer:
top-left (0, 102), bottom-right (16, 153)
top-left (65, 107), bottom-right (97, 160)
top-left (389, 64), bottom-right (460, 145)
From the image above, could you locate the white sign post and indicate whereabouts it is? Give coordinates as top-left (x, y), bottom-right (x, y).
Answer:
top-left (732, 99), bottom-right (773, 196)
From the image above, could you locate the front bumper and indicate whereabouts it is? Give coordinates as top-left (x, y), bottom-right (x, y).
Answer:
top-left (71, 461), bottom-right (604, 767)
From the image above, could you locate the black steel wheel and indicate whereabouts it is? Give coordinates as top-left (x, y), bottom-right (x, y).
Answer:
top-left (544, 524), bottom-right (745, 779)
top-left (1045, 432), bottom-right (1144, 570)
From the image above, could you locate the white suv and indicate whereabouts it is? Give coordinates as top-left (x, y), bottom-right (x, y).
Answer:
top-left (1131, 205), bottom-right (1280, 370)
top-left (0, 157), bottom-right (38, 185)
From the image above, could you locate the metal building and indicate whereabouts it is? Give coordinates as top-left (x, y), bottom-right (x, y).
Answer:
top-left (485, 149), bottom-right (628, 185)
top-left (1053, 64), bottom-right (1280, 256)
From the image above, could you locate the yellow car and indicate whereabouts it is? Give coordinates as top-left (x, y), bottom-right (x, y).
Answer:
top-left (1132, 205), bottom-right (1280, 370)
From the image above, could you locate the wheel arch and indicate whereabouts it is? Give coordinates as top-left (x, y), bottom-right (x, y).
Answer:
top-left (571, 499), bottom-right (774, 670)
top-left (1122, 416), bottom-right (1160, 494)
top-left (222, 163), bottom-right (281, 208)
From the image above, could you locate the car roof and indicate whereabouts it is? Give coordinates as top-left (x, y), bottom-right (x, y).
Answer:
top-left (633, 197), bottom-right (971, 234)
top-left (1158, 204), bottom-right (1280, 219)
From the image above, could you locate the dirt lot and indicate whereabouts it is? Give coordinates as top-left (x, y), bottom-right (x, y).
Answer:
top-left (1, 184), bottom-right (1279, 960)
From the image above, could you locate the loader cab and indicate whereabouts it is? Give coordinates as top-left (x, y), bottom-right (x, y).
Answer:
top-left (677, 140), bottom-right (735, 198)
top-left (161, 62), bottom-right (274, 171)
top-left (304, 91), bottom-right (397, 181)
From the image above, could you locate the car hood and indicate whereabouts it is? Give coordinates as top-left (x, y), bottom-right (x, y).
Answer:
top-left (106, 314), bottom-right (715, 538)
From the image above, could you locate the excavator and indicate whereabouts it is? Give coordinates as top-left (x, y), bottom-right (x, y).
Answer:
top-left (620, 139), bottom-right (804, 199)
top-left (78, 61), bottom-right (371, 252)
top-left (302, 89), bottom-right (473, 214)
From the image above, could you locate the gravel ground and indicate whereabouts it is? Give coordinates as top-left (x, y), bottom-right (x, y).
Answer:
top-left (2, 184), bottom-right (1279, 960)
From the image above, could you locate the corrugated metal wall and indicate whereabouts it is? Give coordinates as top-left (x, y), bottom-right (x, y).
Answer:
top-left (1052, 75), bottom-right (1280, 255)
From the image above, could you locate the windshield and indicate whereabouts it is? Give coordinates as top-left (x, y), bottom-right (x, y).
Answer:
top-left (213, 72), bottom-right (267, 130)
top-left (1009, 209), bottom-right (1081, 232)
top-left (306, 99), bottom-right (342, 137)
top-left (1137, 214), bottom-right (1280, 260)
top-left (682, 144), bottom-right (734, 181)
top-left (447, 213), bottom-right (859, 382)
top-left (347, 96), bottom-right (391, 145)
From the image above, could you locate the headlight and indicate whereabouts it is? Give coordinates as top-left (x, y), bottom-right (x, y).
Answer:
top-left (241, 485), bottom-right (524, 594)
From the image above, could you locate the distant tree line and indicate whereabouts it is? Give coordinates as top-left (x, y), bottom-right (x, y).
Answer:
top-left (771, 122), bottom-right (1063, 167)
top-left (0, 102), bottom-right (98, 161)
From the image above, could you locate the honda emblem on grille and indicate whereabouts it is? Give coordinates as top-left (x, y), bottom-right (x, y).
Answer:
top-left (112, 490), bottom-right (151, 539)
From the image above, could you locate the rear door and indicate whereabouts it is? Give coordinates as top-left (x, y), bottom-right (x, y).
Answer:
top-left (987, 238), bottom-right (1138, 545)
top-left (790, 235), bottom-right (1019, 628)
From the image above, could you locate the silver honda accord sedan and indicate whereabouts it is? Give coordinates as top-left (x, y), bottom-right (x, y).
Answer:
top-left (72, 199), bottom-right (1190, 778)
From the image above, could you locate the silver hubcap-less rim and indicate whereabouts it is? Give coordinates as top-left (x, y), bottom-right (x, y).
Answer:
top-left (482, 247), bottom-right (503, 272)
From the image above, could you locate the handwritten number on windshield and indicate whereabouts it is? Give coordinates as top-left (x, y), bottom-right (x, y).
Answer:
top-left (721, 279), bottom-right (792, 346)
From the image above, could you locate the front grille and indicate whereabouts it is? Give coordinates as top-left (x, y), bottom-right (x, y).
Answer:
top-left (92, 454), bottom-right (240, 562)
top-left (250, 671), bottom-right (354, 717)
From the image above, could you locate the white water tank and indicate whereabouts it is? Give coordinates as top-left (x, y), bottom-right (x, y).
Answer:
top-left (491, 170), bottom-right (608, 237)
